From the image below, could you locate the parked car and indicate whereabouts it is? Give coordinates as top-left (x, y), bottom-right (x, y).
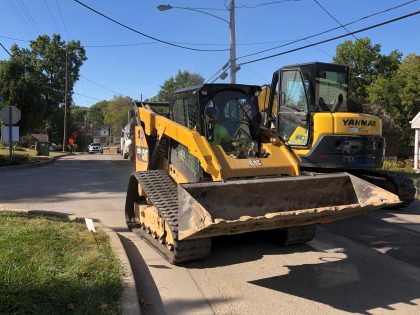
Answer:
top-left (88, 142), bottom-right (103, 154)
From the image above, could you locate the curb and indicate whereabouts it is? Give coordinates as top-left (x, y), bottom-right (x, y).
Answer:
top-left (0, 209), bottom-right (141, 315)
top-left (0, 153), bottom-right (72, 172)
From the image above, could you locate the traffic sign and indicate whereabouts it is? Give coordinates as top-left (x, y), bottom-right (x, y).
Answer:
top-left (0, 95), bottom-right (4, 102)
top-left (1, 126), bottom-right (19, 142)
top-left (0, 106), bottom-right (21, 124)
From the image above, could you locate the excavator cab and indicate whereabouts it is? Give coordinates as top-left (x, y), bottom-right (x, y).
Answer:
top-left (263, 62), bottom-right (384, 169)
top-left (260, 62), bottom-right (415, 206)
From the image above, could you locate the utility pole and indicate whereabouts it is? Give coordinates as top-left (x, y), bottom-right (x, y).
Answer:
top-left (229, 0), bottom-right (236, 84)
top-left (62, 47), bottom-right (69, 152)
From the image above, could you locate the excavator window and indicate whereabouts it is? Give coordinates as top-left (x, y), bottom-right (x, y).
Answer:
top-left (316, 70), bottom-right (348, 112)
top-left (277, 70), bottom-right (310, 146)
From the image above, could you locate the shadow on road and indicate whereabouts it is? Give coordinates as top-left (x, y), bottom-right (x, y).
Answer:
top-left (325, 212), bottom-right (420, 268)
top-left (249, 248), bottom-right (420, 314)
top-left (185, 230), bottom-right (314, 269)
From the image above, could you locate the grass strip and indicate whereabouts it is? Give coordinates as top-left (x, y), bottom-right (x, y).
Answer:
top-left (0, 212), bottom-right (122, 314)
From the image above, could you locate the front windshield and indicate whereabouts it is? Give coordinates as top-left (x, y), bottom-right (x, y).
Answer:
top-left (317, 70), bottom-right (348, 112)
top-left (204, 90), bottom-right (259, 159)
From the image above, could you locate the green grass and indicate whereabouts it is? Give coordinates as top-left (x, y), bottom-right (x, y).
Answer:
top-left (0, 212), bottom-right (123, 315)
top-left (0, 148), bottom-right (64, 166)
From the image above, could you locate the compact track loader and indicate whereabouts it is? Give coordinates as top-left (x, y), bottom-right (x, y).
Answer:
top-left (259, 62), bottom-right (416, 207)
top-left (125, 84), bottom-right (399, 264)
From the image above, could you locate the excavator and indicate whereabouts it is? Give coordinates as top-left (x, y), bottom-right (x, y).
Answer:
top-left (125, 83), bottom-right (400, 264)
top-left (259, 62), bottom-right (416, 207)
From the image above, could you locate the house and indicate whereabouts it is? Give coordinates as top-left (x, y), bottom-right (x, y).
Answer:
top-left (410, 112), bottom-right (420, 170)
top-left (92, 124), bottom-right (111, 145)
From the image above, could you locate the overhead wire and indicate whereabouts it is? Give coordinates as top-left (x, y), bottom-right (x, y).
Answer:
top-left (72, 0), bottom-right (229, 52)
top-left (44, 0), bottom-right (61, 34)
top-left (236, 0), bottom-right (418, 60)
top-left (313, 0), bottom-right (358, 40)
top-left (80, 75), bottom-right (124, 95)
top-left (235, 0), bottom-right (302, 9)
top-left (237, 11), bottom-right (420, 66)
top-left (6, 0), bottom-right (34, 38)
top-left (17, 0), bottom-right (42, 34)
top-left (55, 0), bottom-right (71, 39)
top-left (0, 41), bottom-right (12, 57)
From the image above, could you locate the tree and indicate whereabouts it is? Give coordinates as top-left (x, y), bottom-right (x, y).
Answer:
top-left (333, 37), bottom-right (402, 102)
top-left (88, 100), bottom-right (108, 125)
top-left (104, 96), bottom-right (132, 135)
top-left (367, 53), bottom-right (420, 143)
top-left (0, 34), bottom-right (86, 142)
top-left (153, 70), bottom-right (204, 101)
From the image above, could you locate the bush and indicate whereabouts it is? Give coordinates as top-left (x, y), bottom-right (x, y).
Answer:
top-left (13, 146), bottom-right (27, 152)
top-left (383, 159), bottom-right (405, 169)
top-left (0, 154), bottom-right (30, 166)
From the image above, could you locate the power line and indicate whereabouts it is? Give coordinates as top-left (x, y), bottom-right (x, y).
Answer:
top-left (6, 0), bottom-right (34, 38)
top-left (238, 11), bottom-right (420, 67)
top-left (236, 0), bottom-right (418, 60)
top-left (72, 0), bottom-right (229, 52)
top-left (73, 92), bottom-right (104, 102)
top-left (43, 0), bottom-right (61, 34)
top-left (80, 75), bottom-right (123, 95)
top-left (56, 0), bottom-right (71, 39)
top-left (17, 0), bottom-right (42, 34)
top-left (0, 41), bottom-right (12, 57)
top-left (313, 0), bottom-right (358, 41)
top-left (235, 0), bottom-right (302, 9)
top-left (0, 35), bottom-right (30, 43)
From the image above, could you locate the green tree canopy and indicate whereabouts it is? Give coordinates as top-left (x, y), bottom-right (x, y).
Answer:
top-left (0, 34), bottom-right (86, 142)
top-left (367, 53), bottom-right (420, 143)
top-left (104, 96), bottom-right (132, 135)
top-left (333, 37), bottom-right (402, 102)
top-left (152, 70), bottom-right (204, 101)
top-left (88, 100), bottom-right (108, 126)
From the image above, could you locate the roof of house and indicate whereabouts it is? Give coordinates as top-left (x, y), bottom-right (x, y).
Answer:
top-left (411, 112), bottom-right (420, 128)
top-left (31, 134), bottom-right (49, 142)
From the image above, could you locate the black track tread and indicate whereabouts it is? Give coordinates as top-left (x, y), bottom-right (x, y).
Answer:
top-left (134, 170), bottom-right (210, 264)
top-left (281, 224), bottom-right (317, 246)
top-left (358, 169), bottom-right (416, 208)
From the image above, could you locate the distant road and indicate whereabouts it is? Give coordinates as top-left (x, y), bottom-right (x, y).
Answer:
top-left (1, 154), bottom-right (419, 315)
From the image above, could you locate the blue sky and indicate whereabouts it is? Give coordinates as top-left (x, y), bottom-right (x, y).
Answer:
top-left (0, 0), bottom-right (419, 107)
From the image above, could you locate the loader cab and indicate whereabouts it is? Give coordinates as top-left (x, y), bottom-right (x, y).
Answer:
top-left (267, 62), bottom-right (349, 147)
top-left (172, 84), bottom-right (262, 159)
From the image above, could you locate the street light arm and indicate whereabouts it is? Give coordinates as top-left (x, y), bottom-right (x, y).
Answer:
top-left (158, 5), bottom-right (229, 24)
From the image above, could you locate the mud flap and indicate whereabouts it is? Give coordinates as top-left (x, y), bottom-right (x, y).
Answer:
top-left (177, 172), bottom-right (400, 240)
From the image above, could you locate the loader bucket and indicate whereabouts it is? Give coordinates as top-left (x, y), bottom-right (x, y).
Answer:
top-left (177, 172), bottom-right (400, 240)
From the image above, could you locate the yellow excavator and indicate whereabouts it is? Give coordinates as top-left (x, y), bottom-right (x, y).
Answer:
top-left (125, 83), bottom-right (399, 264)
top-left (259, 62), bottom-right (416, 207)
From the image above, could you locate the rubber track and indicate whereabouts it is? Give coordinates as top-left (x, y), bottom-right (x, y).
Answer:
top-left (134, 170), bottom-right (210, 264)
top-left (357, 170), bottom-right (416, 208)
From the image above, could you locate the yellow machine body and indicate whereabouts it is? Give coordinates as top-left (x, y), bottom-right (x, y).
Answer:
top-left (130, 86), bottom-right (399, 243)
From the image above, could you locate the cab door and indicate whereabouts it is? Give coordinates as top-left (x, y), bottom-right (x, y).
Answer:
top-left (276, 69), bottom-right (310, 146)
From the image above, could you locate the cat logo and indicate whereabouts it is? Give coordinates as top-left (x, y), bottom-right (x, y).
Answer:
top-left (248, 159), bottom-right (262, 167)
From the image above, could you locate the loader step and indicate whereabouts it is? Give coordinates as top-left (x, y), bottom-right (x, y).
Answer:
top-left (133, 170), bottom-right (211, 264)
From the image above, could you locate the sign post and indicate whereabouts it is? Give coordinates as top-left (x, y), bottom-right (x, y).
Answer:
top-left (9, 106), bottom-right (12, 161)
top-left (0, 105), bottom-right (22, 161)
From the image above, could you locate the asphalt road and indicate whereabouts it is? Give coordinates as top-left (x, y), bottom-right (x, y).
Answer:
top-left (1, 154), bottom-right (420, 315)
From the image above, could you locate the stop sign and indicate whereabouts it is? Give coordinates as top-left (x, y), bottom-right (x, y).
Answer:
top-left (0, 106), bottom-right (21, 125)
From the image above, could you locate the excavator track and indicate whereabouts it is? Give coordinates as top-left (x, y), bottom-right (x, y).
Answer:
top-left (353, 170), bottom-right (416, 208)
top-left (132, 170), bottom-right (211, 264)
